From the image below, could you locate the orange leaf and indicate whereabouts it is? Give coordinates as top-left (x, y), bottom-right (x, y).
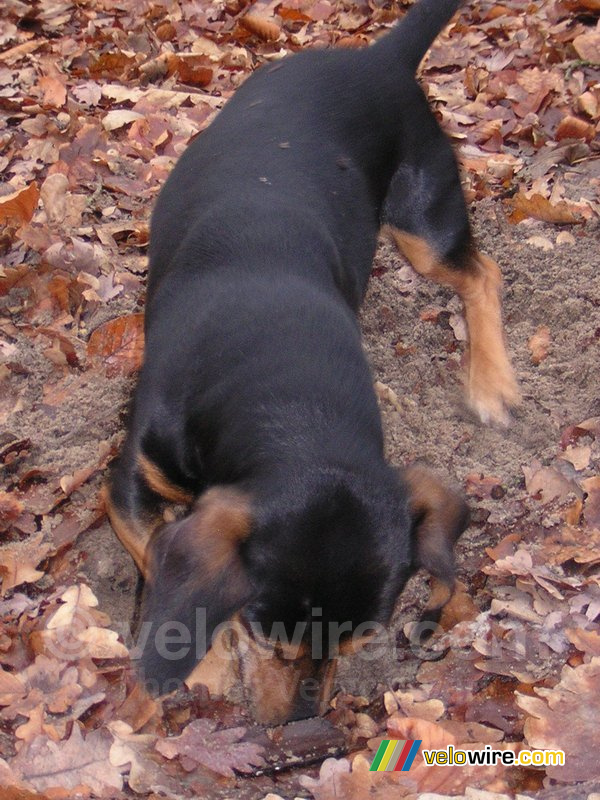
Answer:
top-left (556, 115), bottom-right (596, 142)
top-left (508, 192), bottom-right (583, 225)
top-left (38, 76), bottom-right (67, 109)
top-left (0, 183), bottom-right (40, 227)
top-left (573, 30), bottom-right (600, 61)
top-left (240, 14), bottom-right (281, 41)
top-left (528, 324), bottom-right (551, 365)
top-left (87, 313), bottom-right (145, 377)
top-left (278, 7), bottom-right (312, 22)
top-left (168, 55), bottom-right (213, 87)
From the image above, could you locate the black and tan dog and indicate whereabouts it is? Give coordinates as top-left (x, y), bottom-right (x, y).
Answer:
top-left (105, 0), bottom-right (518, 721)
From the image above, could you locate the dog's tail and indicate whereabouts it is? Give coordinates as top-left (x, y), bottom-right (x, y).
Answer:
top-left (374, 0), bottom-right (463, 73)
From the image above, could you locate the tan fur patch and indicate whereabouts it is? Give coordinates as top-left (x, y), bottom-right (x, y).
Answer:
top-left (424, 576), bottom-right (454, 615)
top-left (137, 453), bottom-right (194, 505)
top-left (317, 658), bottom-right (338, 715)
top-left (384, 226), bottom-right (520, 425)
top-left (187, 614), bottom-right (337, 723)
top-left (241, 640), bottom-right (314, 724)
top-left (102, 484), bottom-right (154, 577)
top-left (189, 487), bottom-right (253, 580)
top-left (404, 463), bottom-right (465, 615)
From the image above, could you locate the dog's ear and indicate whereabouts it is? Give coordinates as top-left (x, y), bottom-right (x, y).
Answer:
top-left (404, 464), bottom-right (469, 627)
top-left (138, 487), bottom-right (254, 693)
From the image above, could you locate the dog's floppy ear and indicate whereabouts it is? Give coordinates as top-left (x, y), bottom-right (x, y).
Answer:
top-left (138, 487), bottom-right (254, 693)
top-left (404, 464), bottom-right (469, 627)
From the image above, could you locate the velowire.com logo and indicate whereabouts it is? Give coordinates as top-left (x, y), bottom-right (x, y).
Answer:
top-left (369, 739), bottom-right (422, 772)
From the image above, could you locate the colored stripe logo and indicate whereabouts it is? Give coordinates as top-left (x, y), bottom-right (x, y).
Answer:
top-left (370, 739), bottom-right (422, 772)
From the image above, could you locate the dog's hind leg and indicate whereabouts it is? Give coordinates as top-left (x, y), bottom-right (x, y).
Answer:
top-left (382, 87), bottom-right (519, 425)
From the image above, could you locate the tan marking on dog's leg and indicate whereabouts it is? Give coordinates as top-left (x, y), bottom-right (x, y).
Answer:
top-left (318, 658), bottom-right (338, 715)
top-left (384, 227), bottom-right (520, 425)
top-left (137, 453), bottom-right (194, 505)
top-left (404, 463), bottom-right (468, 621)
top-left (423, 576), bottom-right (454, 616)
top-left (102, 484), bottom-right (156, 578)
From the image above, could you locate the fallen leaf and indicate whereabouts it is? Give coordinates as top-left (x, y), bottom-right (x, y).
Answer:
top-left (38, 76), bottom-right (67, 109)
top-left (11, 724), bottom-right (123, 794)
top-left (87, 313), bottom-right (145, 376)
top-left (0, 534), bottom-right (51, 595)
top-left (76, 627), bottom-right (129, 659)
top-left (573, 30), bottom-right (600, 61)
top-left (155, 718), bottom-right (265, 777)
top-left (508, 193), bottom-right (583, 225)
top-left (556, 115), bottom-right (596, 142)
top-left (0, 183), bottom-right (40, 228)
top-left (167, 54), bottom-right (213, 87)
top-left (528, 325), bottom-right (551, 365)
top-left (240, 15), bottom-right (281, 41)
top-left (559, 445), bottom-right (591, 471)
top-left (518, 659), bottom-right (600, 782)
top-left (102, 109), bottom-right (145, 132)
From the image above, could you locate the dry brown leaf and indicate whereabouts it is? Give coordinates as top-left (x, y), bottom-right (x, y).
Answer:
top-left (115, 685), bottom-right (159, 732)
top-left (518, 659), bottom-right (600, 781)
top-left (155, 718), bottom-right (265, 777)
top-left (0, 534), bottom-right (51, 596)
top-left (0, 492), bottom-right (24, 531)
top-left (39, 174), bottom-right (69, 227)
top-left (240, 14), bottom-right (281, 42)
top-left (439, 580), bottom-right (481, 629)
top-left (374, 380), bottom-right (402, 412)
top-left (523, 461), bottom-right (581, 505)
top-left (76, 628), bottom-right (129, 659)
top-left (167, 54), bottom-right (213, 87)
top-left (573, 30), bottom-right (600, 61)
top-left (102, 109), bottom-right (144, 132)
top-left (508, 193), bottom-right (583, 225)
top-left (387, 714), bottom-right (456, 748)
top-left (528, 324), bottom-right (551, 365)
top-left (577, 90), bottom-right (599, 120)
top-left (388, 691), bottom-right (445, 722)
top-left (108, 722), bottom-right (182, 797)
top-left (564, 0), bottom-right (600, 9)
top-left (10, 724), bottom-right (123, 794)
top-left (87, 313), bottom-right (145, 376)
top-left (38, 76), bottom-right (67, 109)
top-left (566, 628), bottom-right (600, 657)
top-left (556, 115), bottom-right (596, 142)
top-left (0, 183), bottom-right (40, 228)
top-left (0, 667), bottom-right (26, 706)
top-left (559, 444), bottom-right (591, 471)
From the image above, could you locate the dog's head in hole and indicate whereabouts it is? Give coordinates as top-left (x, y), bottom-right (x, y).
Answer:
top-left (138, 464), bottom-right (468, 723)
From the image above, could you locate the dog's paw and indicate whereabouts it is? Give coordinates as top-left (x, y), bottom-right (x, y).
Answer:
top-left (467, 357), bottom-right (520, 427)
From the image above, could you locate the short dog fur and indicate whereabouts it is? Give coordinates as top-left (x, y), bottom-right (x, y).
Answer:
top-left (106, 0), bottom-right (517, 721)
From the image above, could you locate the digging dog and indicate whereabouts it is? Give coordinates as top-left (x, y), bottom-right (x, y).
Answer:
top-left (105, 0), bottom-right (518, 722)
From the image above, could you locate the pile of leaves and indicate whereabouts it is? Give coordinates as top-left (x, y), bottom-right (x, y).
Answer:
top-left (0, 0), bottom-right (599, 797)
